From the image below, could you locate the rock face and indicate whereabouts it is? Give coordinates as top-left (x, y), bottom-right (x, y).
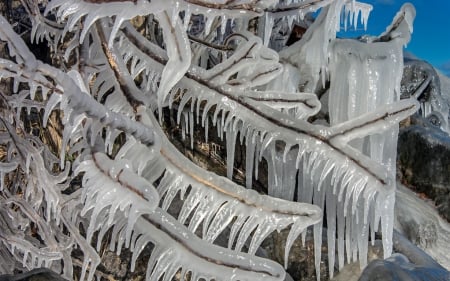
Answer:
top-left (397, 117), bottom-right (450, 221)
top-left (359, 254), bottom-right (449, 281)
top-left (401, 54), bottom-right (449, 132)
top-left (358, 230), bottom-right (450, 281)
top-left (394, 182), bottom-right (450, 270)
top-left (0, 268), bottom-right (68, 281)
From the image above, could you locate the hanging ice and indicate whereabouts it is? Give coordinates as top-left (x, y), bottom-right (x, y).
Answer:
top-left (326, 2), bottom-right (416, 275)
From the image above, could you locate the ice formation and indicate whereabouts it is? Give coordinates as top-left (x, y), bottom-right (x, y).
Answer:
top-left (0, 0), bottom-right (422, 280)
top-left (324, 3), bottom-right (415, 277)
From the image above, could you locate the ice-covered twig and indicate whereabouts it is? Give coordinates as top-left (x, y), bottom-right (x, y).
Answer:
top-left (154, 11), bottom-right (191, 118)
top-left (0, 16), bottom-right (37, 69)
top-left (327, 99), bottom-right (419, 144)
top-left (412, 76), bottom-right (432, 99)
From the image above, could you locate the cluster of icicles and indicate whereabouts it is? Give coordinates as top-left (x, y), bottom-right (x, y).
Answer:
top-left (0, 0), bottom-right (419, 280)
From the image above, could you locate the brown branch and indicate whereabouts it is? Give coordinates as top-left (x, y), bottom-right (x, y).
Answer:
top-left (247, 96), bottom-right (315, 109)
top-left (189, 35), bottom-right (234, 51)
top-left (184, 0), bottom-right (262, 13)
top-left (265, 0), bottom-right (330, 13)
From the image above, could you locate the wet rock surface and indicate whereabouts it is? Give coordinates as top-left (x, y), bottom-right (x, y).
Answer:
top-left (397, 116), bottom-right (450, 221)
top-left (359, 254), bottom-right (449, 281)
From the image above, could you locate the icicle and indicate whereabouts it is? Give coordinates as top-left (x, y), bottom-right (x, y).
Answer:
top-left (381, 191), bottom-right (395, 258)
top-left (287, 15), bottom-right (295, 31)
top-left (203, 15), bottom-right (215, 36)
top-left (183, 6), bottom-right (191, 31)
top-left (155, 10), bottom-right (191, 120)
top-left (313, 223), bottom-right (322, 281)
top-left (226, 123), bottom-right (237, 179)
top-left (357, 198), bottom-right (369, 269)
top-left (337, 195), bottom-right (345, 270)
top-left (189, 110), bottom-right (194, 149)
top-left (220, 15), bottom-right (227, 37)
top-left (326, 190), bottom-right (337, 279)
top-left (204, 116), bottom-right (209, 143)
top-left (228, 214), bottom-right (248, 249)
top-left (263, 13), bottom-right (275, 46)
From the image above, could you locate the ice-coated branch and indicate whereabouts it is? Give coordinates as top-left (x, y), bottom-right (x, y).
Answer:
top-left (133, 208), bottom-right (287, 281)
top-left (76, 147), bottom-right (290, 281)
top-left (0, 1), bottom-right (423, 280)
top-left (130, 111), bottom-right (323, 267)
top-left (120, 24), bottom-right (393, 186)
top-left (0, 16), bottom-right (37, 70)
top-left (327, 99), bottom-right (419, 144)
top-left (154, 10), bottom-right (191, 117)
top-left (83, 23), bottom-right (324, 267)
top-left (0, 13), bottom-right (155, 148)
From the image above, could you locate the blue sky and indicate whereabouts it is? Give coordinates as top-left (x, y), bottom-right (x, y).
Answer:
top-left (338, 0), bottom-right (450, 76)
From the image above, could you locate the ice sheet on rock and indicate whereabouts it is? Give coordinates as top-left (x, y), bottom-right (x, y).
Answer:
top-left (395, 183), bottom-right (450, 270)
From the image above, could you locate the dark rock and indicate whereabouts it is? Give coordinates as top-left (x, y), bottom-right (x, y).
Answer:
top-left (358, 231), bottom-right (450, 281)
top-left (402, 55), bottom-right (441, 102)
top-left (263, 228), bottom-right (329, 281)
top-left (401, 55), bottom-right (449, 132)
top-left (397, 121), bottom-right (450, 221)
top-left (358, 254), bottom-right (449, 281)
top-left (0, 268), bottom-right (67, 281)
